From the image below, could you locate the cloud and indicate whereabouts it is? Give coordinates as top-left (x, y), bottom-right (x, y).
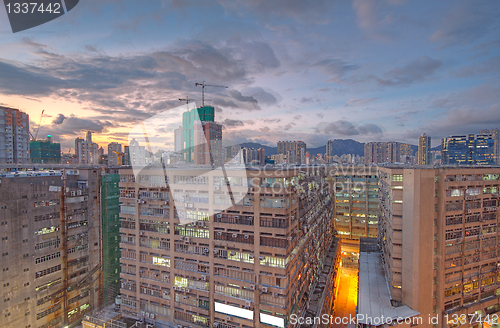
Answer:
top-left (217, 0), bottom-right (335, 24)
top-left (374, 56), bottom-right (442, 86)
top-left (52, 114), bottom-right (66, 125)
top-left (430, 1), bottom-right (500, 47)
top-left (260, 126), bottom-right (270, 132)
top-left (227, 89), bottom-right (260, 110)
top-left (315, 120), bottom-right (383, 136)
top-left (345, 97), bottom-right (378, 106)
top-left (241, 86), bottom-right (280, 105)
top-left (312, 58), bottom-right (359, 83)
top-left (223, 119), bottom-right (245, 127)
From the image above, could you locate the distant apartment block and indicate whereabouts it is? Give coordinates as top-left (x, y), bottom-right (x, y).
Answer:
top-left (117, 166), bottom-right (338, 328)
top-left (479, 129), bottom-right (500, 165)
top-left (108, 142), bottom-right (123, 166)
top-left (75, 131), bottom-right (99, 165)
top-left (378, 166), bottom-right (500, 327)
top-left (364, 142), bottom-right (412, 165)
top-left (326, 139), bottom-right (334, 164)
top-left (0, 106), bottom-right (30, 164)
top-left (442, 134), bottom-right (496, 165)
top-left (0, 167), bottom-right (102, 328)
top-left (418, 133), bottom-right (431, 165)
top-left (332, 167), bottom-right (379, 240)
top-left (277, 141), bottom-right (307, 165)
top-left (242, 148), bottom-right (265, 165)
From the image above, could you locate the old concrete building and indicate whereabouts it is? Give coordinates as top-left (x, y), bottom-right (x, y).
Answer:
top-left (117, 165), bottom-right (339, 328)
top-left (0, 167), bottom-right (102, 328)
top-left (378, 166), bottom-right (500, 328)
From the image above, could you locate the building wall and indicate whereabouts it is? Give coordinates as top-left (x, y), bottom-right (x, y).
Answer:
top-left (0, 106), bottom-right (30, 164)
top-left (0, 168), bottom-right (102, 328)
top-left (378, 166), bottom-right (500, 328)
top-left (117, 166), bottom-right (335, 328)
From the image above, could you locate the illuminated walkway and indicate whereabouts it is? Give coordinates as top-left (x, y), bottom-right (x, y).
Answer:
top-left (332, 262), bottom-right (358, 328)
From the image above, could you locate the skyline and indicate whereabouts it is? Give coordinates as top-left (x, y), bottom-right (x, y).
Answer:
top-left (0, 0), bottom-right (499, 151)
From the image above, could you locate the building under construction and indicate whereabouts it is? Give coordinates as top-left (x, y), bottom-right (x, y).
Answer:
top-left (102, 170), bottom-right (122, 305)
top-left (0, 166), bottom-right (102, 328)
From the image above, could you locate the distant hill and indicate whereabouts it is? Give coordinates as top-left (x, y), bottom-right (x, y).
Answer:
top-left (238, 139), bottom-right (441, 157)
top-left (239, 139), bottom-right (365, 157)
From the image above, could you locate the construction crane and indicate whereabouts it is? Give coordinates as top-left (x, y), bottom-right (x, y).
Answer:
top-left (195, 81), bottom-right (228, 107)
top-left (179, 96), bottom-right (192, 104)
top-left (112, 150), bottom-right (124, 165)
top-left (33, 109), bottom-right (45, 140)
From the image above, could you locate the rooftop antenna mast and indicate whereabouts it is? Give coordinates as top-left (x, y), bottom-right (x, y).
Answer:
top-left (195, 81), bottom-right (228, 107)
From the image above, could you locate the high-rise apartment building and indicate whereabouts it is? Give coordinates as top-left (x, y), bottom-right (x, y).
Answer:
top-left (277, 141), bottom-right (307, 165)
top-left (479, 129), bottom-right (500, 165)
top-left (0, 106), bottom-right (30, 164)
top-left (193, 121), bottom-right (223, 167)
top-left (0, 167), bottom-right (102, 328)
top-left (364, 142), bottom-right (412, 165)
top-left (418, 133), bottom-right (432, 165)
top-left (107, 142), bottom-right (123, 166)
top-left (117, 166), bottom-right (337, 328)
top-left (326, 139), bottom-right (334, 164)
top-left (332, 167), bottom-right (379, 240)
top-left (75, 132), bottom-right (99, 165)
top-left (378, 166), bottom-right (500, 327)
top-left (174, 126), bottom-right (183, 153)
top-left (30, 135), bottom-right (61, 164)
top-left (442, 134), bottom-right (496, 165)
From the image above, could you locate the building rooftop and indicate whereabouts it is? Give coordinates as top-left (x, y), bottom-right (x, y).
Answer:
top-left (357, 252), bottom-right (419, 325)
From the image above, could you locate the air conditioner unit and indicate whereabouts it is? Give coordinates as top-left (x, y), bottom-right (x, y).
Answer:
top-left (249, 255), bottom-right (254, 259)
top-left (259, 256), bottom-right (265, 260)
top-left (137, 199), bottom-right (141, 203)
top-left (249, 284), bottom-right (255, 290)
top-left (217, 232), bottom-right (222, 236)
top-left (150, 314), bottom-right (155, 319)
top-left (183, 203), bottom-right (188, 207)
top-left (186, 289), bottom-right (190, 293)
top-left (244, 235), bottom-right (249, 239)
top-left (204, 248), bottom-right (209, 253)
top-left (246, 301), bottom-right (252, 307)
top-left (139, 231), bottom-right (145, 235)
top-left (217, 214), bottom-right (222, 218)
top-left (227, 316), bottom-right (231, 321)
top-left (230, 251), bottom-right (236, 256)
top-left (262, 287), bottom-right (269, 293)
top-left (197, 221), bottom-right (204, 227)
top-left (232, 234), bottom-right (238, 238)
top-left (213, 323), bottom-right (219, 328)
top-left (164, 275), bottom-right (169, 279)
top-left (164, 201), bottom-right (168, 205)
top-left (145, 312), bottom-right (150, 318)
top-left (201, 275), bottom-right (207, 281)
top-left (184, 237), bottom-right (190, 243)
top-left (213, 250), bottom-right (218, 254)
top-left (188, 203), bottom-right (194, 208)
top-left (172, 286), bottom-right (177, 291)
top-left (180, 236), bottom-right (184, 241)
top-left (183, 296), bottom-right (187, 300)
top-left (234, 215), bottom-right (239, 219)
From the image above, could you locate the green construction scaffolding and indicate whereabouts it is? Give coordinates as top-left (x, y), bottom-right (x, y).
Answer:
top-left (101, 173), bottom-right (121, 304)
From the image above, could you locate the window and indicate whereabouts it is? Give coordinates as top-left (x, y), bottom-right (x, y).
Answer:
top-left (392, 174), bottom-right (403, 182)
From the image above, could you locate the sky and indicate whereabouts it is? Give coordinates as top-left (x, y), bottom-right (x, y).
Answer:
top-left (0, 0), bottom-right (499, 152)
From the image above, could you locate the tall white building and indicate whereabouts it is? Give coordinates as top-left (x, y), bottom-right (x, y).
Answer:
top-left (0, 106), bottom-right (30, 164)
top-left (75, 131), bottom-right (99, 165)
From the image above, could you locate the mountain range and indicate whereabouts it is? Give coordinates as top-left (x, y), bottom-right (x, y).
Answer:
top-left (239, 140), bottom-right (441, 157)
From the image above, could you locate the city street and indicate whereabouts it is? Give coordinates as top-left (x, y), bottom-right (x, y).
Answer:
top-left (332, 262), bottom-right (359, 328)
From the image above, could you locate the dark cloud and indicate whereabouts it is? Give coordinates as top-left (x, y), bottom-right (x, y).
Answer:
top-left (312, 58), bottom-right (359, 83)
top-left (293, 115), bottom-right (302, 121)
top-left (315, 120), bottom-right (383, 136)
top-left (374, 56), bottom-right (442, 86)
top-left (261, 118), bottom-right (281, 124)
top-left (241, 86), bottom-right (279, 105)
top-left (52, 114), bottom-right (66, 125)
top-left (260, 126), bottom-right (271, 132)
top-left (223, 119), bottom-right (245, 127)
top-left (228, 90), bottom-right (260, 110)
